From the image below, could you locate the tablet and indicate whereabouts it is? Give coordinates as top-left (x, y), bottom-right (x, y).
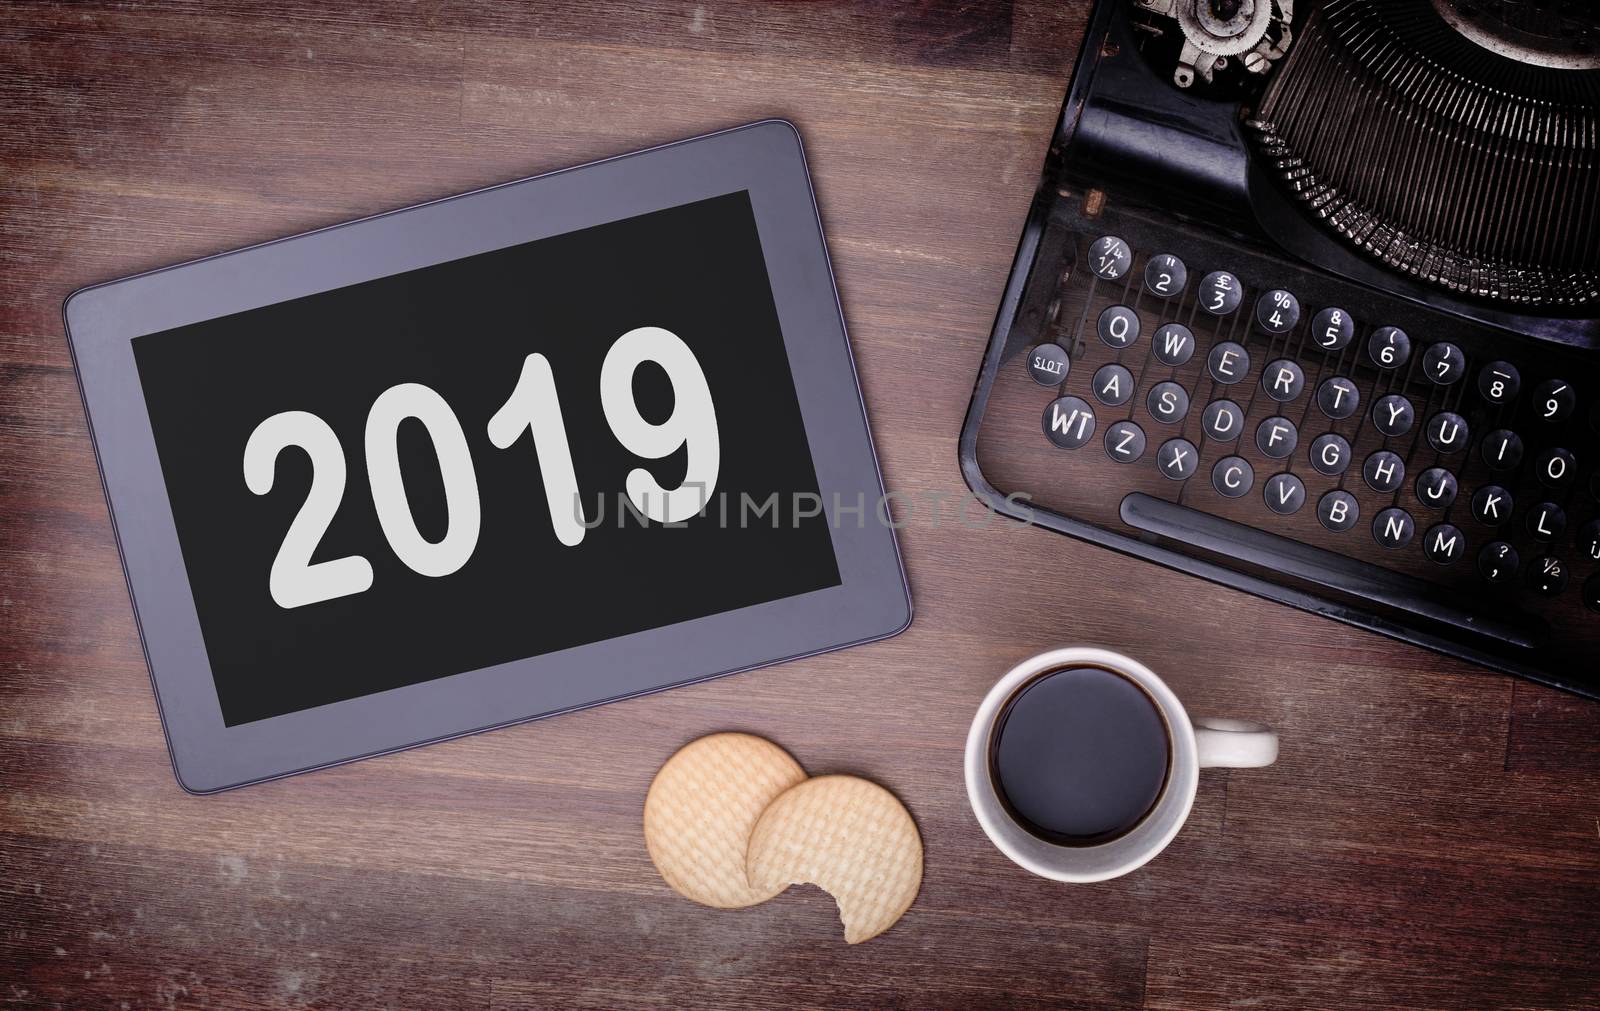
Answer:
top-left (65, 120), bottom-right (910, 793)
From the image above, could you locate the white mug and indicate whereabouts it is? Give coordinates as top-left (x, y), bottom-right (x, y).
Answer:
top-left (964, 646), bottom-right (1277, 883)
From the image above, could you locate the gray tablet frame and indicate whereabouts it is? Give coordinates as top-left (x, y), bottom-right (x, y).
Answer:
top-left (64, 120), bottom-right (911, 794)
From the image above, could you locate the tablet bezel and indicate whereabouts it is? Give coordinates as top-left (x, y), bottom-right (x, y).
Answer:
top-left (64, 120), bottom-right (911, 793)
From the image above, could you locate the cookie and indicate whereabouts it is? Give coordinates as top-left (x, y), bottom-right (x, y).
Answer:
top-left (745, 774), bottom-right (923, 944)
top-left (643, 732), bottom-right (807, 908)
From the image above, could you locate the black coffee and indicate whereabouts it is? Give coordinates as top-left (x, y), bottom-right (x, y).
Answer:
top-left (990, 666), bottom-right (1170, 846)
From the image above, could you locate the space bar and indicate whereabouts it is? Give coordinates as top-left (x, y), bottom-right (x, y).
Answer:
top-left (1119, 493), bottom-right (1543, 649)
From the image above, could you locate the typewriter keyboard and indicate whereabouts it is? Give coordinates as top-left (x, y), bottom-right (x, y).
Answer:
top-left (973, 207), bottom-right (1600, 690)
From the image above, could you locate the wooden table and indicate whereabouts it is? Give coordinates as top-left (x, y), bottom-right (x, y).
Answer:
top-left (3, 3), bottom-right (1598, 1007)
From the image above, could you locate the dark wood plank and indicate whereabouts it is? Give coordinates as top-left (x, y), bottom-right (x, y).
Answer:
top-left (2, 2), bottom-right (1598, 1008)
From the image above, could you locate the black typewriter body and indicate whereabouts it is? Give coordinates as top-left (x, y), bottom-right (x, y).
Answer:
top-left (960, 0), bottom-right (1600, 698)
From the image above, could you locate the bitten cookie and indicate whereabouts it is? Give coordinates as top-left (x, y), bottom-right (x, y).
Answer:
top-left (643, 732), bottom-right (807, 908)
top-left (745, 774), bottom-right (923, 944)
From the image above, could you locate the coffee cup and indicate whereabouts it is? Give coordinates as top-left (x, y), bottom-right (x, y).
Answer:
top-left (964, 646), bottom-right (1277, 882)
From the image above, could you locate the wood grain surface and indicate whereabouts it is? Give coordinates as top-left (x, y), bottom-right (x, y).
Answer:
top-left (2, 2), bottom-right (1598, 1008)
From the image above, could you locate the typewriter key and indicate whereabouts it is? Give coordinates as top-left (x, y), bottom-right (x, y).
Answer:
top-left (1255, 416), bottom-right (1298, 459)
top-left (1482, 429), bottom-right (1524, 470)
top-left (1310, 433), bottom-right (1352, 476)
top-left (1373, 508), bottom-right (1415, 549)
top-left (1478, 541), bottom-right (1518, 585)
top-left (1535, 448), bottom-right (1575, 488)
top-left (1527, 556), bottom-right (1568, 597)
top-left (1316, 377), bottom-right (1360, 420)
top-left (1043, 396), bottom-right (1096, 450)
top-left (1317, 490), bottom-right (1359, 532)
top-left (1264, 473), bottom-right (1306, 515)
top-left (1584, 574), bottom-right (1600, 613)
top-left (1426, 412), bottom-right (1469, 453)
top-left (1144, 254), bottom-right (1187, 298)
top-left (1372, 395), bottom-right (1415, 438)
top-left (1533, 379), bottom-right (1575, 421)
top-left (1423, 342), bottom-right (1464, 385)
top-left (1098, 305), bottom-right (1140, 349)
top-left (1092, 363), bottom-right (1134, 406)
top-left (1527, 502), bottom-right (1566, 541)
top-left (1152, 323), bottom-right (1195, 366)
top-left (1088, 236), bottom-right (1132, 280)
top-left (1198, 271), bottom-right (1242, 315)
top-left (1363, 451), bottom-right (1405, 493)
top-left (1104, 421), bottom-right (1147, 464)
top-left (1578, 519), bottom-right (1600, 562)
top-left (1211, 456), bottom-right (1253, 498)
top-left (1207, 342), bottom-right (1250, 384)
top-left (1471, 485), bottom-right (1513, 526)
top-left (1424, 524), bottom-right (1465, 565)
top-left (1262, 359), bottom-right (1304, 402)
top-left (1157, 438), bottom-right (1199, 481)
top-left (1416, 468), bottom-right (1458, 509)
top-left (1147, 382), bottom-right (1190, 425)
top-left (1477, 361), bottom-right (1520, 405)
top-left (1201, 399), bottom-right (1244, 442)
top-left (1311, 307), bottom-right (1354, 351)
top-left (1027, 344), bottom-right (1070, 387)
top-left (1367, 326), bottom-right (1411, 369)
top-left (1255, 289), bottom-right (1300, 335)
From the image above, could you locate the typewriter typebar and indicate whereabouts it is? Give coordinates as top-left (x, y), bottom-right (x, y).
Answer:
top-left (961, 0), bottom-right (1600, 698)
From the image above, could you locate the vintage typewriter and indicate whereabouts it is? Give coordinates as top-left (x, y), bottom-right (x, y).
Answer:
top-left (960, 0), bottom-right (1600, 698)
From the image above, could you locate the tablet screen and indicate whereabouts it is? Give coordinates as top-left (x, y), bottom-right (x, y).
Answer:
top-left (132, 191), bottom-right (842, 725)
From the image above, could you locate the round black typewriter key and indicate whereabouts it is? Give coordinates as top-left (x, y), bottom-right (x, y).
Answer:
top-left (1088, 236), bottom-right (1132, 280)
top-left (1207, 341), bottom-right (1250, 385)
top-left (1372, 507), bottom-right (1415, 549)
top-left (1309, 433), bottom-right (1352, 476)
top-left (1477, 361), bottom-right (1521, 405)
top-left (1264, 472), bottom-right (1306, 515)
top-left (1585, 573), bottom-right (1600, 613)
top-left (1152, 323), bottom-right (1196, 367)
top-left (1026, 344), bottom-right (1070, 387)
top-left (1316, 377), bottom-right (1360, 420)
top-left (1578, 519), bottom-right (1600, 562)
top-left (1526, 556), bottom-right (1568, 597)
top-left (1426, 412), bottom-right (1469, 453)
top-left (1535, 447), bottom-right (1576, 488)
top-left (1103, 420), bottom-right (1147, 464)
top-left (1471, 485), bottom-right (1513, 526)
top-left (1092, 363), bottom-right (1134, 407)
top-left (1255, 416), bottom-right (1298, 459)
top-left (1533, 379), bottom-right (1575, 422)
top-left (1477, 541), bottom-right (1518, 585)
top-left (1311, 306), bottom-right (1354, 351)
top-left (1372, 394), bottom-right (1415, 438)
top-left (1211, 455), bottom-right (1254, 498)
top-left (1482, 429), bottom-right (1524, 470)
top-left (1198, 270), bottom-right (1242, 315)
top-left (1097, 305), bottom-right (1141, 349)
top-left (1527, 502), bottom-right (1566, 541)
top-left (1143, 253), bottom-right (1187, 298)
top-left (1043, 396), bottom-right (1096, 450)
top-left (1202, 399), bottom-right (1244, 442)
top-left (1255, 289), bottom-right (1301, 335)
top-left (1157, 438), bottom-right (1200, 481)
top-left (1423, 523), bottom-right (1466, 565)
top-left (1147, 381), bottom-right (1190, 425)
top-left (1415, 467), bottom-right (1458, 510)
top-left (1318, 490), bottom-right (1360, 532)
top-left (1262, 359), bottom-right (1304, 402)
top-left (1363, 450), bottom-right (1405, 493)
top-left (1422, 342), bottom-right (1464, 385)
top-left (1367, 326), bottom-right (1411, 369)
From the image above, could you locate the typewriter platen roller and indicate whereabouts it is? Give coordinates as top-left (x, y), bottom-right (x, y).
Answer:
top-left (961, 0), bottom-right (1600, 698)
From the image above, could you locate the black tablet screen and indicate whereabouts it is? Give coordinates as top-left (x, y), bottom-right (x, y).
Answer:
top-left (132, 191), bottom-right (841, 725)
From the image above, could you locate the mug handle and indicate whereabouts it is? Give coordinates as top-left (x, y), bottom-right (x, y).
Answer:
top-left (1193, 717), bottom-right (1278, 768)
